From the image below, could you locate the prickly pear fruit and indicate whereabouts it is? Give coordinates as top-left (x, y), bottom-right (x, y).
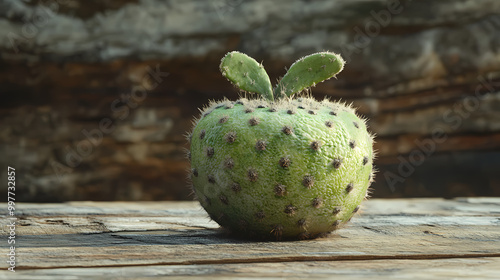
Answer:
top-left (187, 51), bottom-right (374, 240)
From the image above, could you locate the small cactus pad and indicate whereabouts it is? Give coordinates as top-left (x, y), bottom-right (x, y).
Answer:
top-left (274, 52), bottom-right (344, 98)
top-left (220, 51), bottom-right (273, 101)
top-left (189, 97), bottom-right (374, 240)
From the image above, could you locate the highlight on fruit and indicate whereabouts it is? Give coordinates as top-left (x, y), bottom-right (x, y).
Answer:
top-left (187, 51), bottom-right (375, 240)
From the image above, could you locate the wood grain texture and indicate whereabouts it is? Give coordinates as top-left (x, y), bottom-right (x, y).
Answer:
top-left (0, 197), bottom-right (499, 279)
top-left (2, 258), bottom-right (500, 280)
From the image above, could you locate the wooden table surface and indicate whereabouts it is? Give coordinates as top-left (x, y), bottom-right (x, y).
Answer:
top-left (1, 198), bottom-right (500, 279)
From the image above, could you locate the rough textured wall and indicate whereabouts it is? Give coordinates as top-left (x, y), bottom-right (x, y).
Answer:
top-left (1, 0), bottom-right (499, 201)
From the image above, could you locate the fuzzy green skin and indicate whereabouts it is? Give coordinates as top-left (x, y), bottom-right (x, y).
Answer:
top-left (190, 97), bottom-right (374, 240)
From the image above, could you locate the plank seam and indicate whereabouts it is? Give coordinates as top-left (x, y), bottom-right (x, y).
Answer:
top-left (17, 253), bottom-right (500, 270)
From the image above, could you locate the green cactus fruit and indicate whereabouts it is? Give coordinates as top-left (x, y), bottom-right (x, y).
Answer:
top-left (188, 51), bottom-right (375, 240)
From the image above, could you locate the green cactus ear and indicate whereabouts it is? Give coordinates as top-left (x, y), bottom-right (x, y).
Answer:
top-left (273, 52), bottom-right (345, 98)
top-left (220, 51), bottom-right (274, 101)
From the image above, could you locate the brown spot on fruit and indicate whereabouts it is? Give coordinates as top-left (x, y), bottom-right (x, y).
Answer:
top-left (231, 182), bottom-right (241, 193)
top-left (224, 131), bottom-right (236, 143)
top-left (206, 147), bottom-right (214, 157)
top-left (308, 110), bottom-right (316, 115)
top-left (249, 117), bottom-right (260, 126)
top-left (297, 219), bottom-right (307, 229)
top-left (192, 168), bottom-right (198, 177)
top-left (287, 109), bottom-right (295, 115)
top-left (247, 168), bottom-right (258, 182)
top-left (353, 205), bottom-right (360, 213)
top-left (325, 121), bottom-right (333, 128)
top-left (219, 116), bottom-right (229, 123)
top-left (255, 140), bottom-right (267, 151)
top-left (332, 220), bottom-right (341, 227)
top-left (224, 158), bottom-right (234, 169)
top-left (274, 184), bottom-right (287, 196)
top-left (310, 141), bottom-right (321, 151)
top-left (219, 194), bottom-right (228, 205)
top-left (279, 157), bottom-right (291, 168)
top-left (208, 175), bottom-right (216, 184)
top-left (284, 204), bottom-right (297, 216)
top-left (346, 183), bottom-right (354, 193)
top-left (349, 140), bottom-right (356, 149)
top-left (353, 121), bottom-right (359, 128)
top-left (302, 175), bottom-right (314, 188)
top-left (282, 126), bottom-right (293, 135)
top-left (332, 207), bottom-right (341, 215)
top-left (330, 111), bottom-right (337, 116)
top-left (245, 108), bottom-right (254, 113)
top-left (271, 224), bottom-right (283, 240)
top-left (363, 156), bottom-right (369, 165)
top-left (332, 158), bottom-right (342, 169)
top-left (255, 211), bottom-right (265, 221)
top-left (199, 129), bottom-right (206, 139)
top-left (312, 197), bottom-right (323, 208)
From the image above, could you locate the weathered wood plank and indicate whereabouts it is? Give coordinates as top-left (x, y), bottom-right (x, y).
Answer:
top-left (9, 225), bottom-right (500, 269)
top-left (5, 197), bottom-right (500, 219)
top-left (2, 258), bottom-right (500, 280)
top-left (2, 198), bottom-right (499, 236)
top-left (0, 198), bottom-right (499, 271)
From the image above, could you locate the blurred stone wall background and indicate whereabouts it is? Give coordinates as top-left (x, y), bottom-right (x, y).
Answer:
top-left (1, 0), bottom-right (499, 201)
